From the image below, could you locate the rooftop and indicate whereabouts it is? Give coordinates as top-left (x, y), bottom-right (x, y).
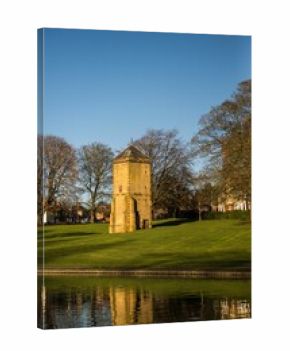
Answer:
top-left (114, 145), bottom-right (151, 163)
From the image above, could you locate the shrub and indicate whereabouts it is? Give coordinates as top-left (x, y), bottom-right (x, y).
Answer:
top-left (202, 210), bottom-right (251, 221)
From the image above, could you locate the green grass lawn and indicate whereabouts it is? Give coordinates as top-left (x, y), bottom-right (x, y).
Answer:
top-left (38, 218), bottom-right (251, 271)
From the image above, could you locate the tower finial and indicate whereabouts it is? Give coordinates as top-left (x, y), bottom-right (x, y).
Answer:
top-left (130, 138), bottom-right (134, 145)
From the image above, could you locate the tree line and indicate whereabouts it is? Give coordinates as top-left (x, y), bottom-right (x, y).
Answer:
top-left (37, 79), bottom-right (251, 224)
top-left (192, 79), bottom-right (251, 211)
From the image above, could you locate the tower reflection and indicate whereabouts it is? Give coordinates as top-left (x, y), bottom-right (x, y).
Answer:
top-left (110, 287), bottom-right (153, 325)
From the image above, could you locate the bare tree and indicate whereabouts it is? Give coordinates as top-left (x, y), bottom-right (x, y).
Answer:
top-left (37, 134), bottom-right (44, 225)
top-left (192, 173), bottom-right (219, 220)
top-left (163, 166), bottom-right (194, 217)
top-left (78, 142), bottom-right (114, 223)
top-left (42, 135), bottom-right (78, 221)
top-left (134, 129), bottom-right (193, 215)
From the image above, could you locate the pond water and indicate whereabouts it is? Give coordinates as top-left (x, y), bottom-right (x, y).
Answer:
top-left (38, 276), bottom-right (251, 329)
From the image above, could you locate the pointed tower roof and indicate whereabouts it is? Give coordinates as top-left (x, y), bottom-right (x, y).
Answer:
top-left (114, 145), bottom-right (151, 164)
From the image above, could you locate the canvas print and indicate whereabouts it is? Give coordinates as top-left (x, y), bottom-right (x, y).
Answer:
top-left (37, 28), bottom-right (251, 329)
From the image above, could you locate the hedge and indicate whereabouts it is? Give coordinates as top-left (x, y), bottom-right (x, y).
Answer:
top-left (202, 210), bottom-right (251, 221)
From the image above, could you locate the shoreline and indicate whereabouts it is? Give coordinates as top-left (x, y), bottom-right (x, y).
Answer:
top-left (38, 269), bottom-right (251, 279)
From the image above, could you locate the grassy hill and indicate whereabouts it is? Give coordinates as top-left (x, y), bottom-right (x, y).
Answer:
top-left (38, 218), bottom-right (251, 271)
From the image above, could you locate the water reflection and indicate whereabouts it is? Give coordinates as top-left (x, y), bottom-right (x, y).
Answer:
top-left (38, 277), bottom-right (251, 329)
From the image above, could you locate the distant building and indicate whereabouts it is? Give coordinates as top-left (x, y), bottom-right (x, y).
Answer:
top-left (43, 202), bottom-right (87, 224)
top-left (95, 203), bottom-right (111, 222)
top-left (219, 298), bottom-right (251, 319)
top-left (218, 195), bottom-right (250, 212)
top-left (43, 210), bottom-right (53, 224)
top-left (153, 208), bottom-right (169, 219)
top-left (109, 145), bottom-right (152, 233)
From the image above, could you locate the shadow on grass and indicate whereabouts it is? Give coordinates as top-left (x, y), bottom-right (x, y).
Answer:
top-left (234, 220), bottom-right (251, 226)
top-left (153, 218), bottom-right (195, 228)
top-left (41, 231), bottom-right (103, 240)
top-left (127, 251), bottom-right (251, 271)
top-left (39, 239), bottom-right (134, 263)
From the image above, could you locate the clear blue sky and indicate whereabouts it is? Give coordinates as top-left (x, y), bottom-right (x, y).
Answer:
top-left (41, 28), bottom-right (251, 153)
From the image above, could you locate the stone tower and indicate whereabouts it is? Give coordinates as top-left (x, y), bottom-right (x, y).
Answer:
top-left (109, 145), bottom-right (152, 233)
